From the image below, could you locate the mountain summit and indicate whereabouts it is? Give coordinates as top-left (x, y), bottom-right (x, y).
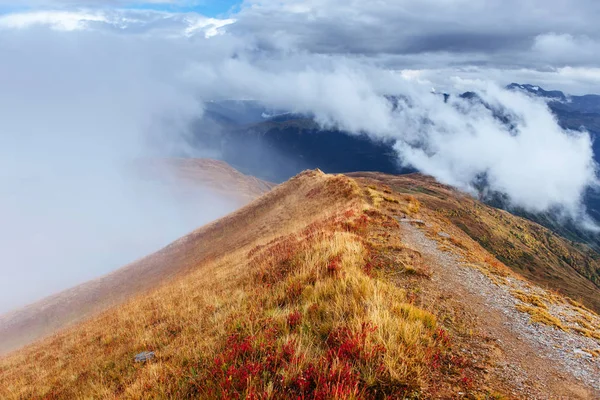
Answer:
top-left (506, 83), bottom-right (568, 101)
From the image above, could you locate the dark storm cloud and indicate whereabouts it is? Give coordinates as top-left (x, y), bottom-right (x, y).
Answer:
top-left (233, 0), bottom-right (600, 69)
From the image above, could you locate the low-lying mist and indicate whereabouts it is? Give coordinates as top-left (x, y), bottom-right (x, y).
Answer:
top-left (0, 30), bottom-right (238, 314)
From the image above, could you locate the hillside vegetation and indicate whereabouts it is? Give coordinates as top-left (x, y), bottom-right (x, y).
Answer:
top-left (140, 158), bottom-right (275, 203)
top-left (1, 170), bottom-right (599, 398)
top-left (350, 172), bottom-right (600, 313)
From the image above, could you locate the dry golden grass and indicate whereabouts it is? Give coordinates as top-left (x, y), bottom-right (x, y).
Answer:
top-left (366, 188), bottom-right (419, 216)
top-left (515, 304), bottom-right (565, 331)
top-left (0, 171), bottom-right (473, 399)
top-left (139, 158), bottom-right (275, 202)
top-left (572, 327), bottom-right (600, 340)
top-left (366, 187), bottom-right (384, 207)
top-left (353, 172), bottom-right (600, 360)
top-left (566, 297), bottom-right (597, 315)
top-left (511, 290), bottom-right (549, 310)
top-left (583, 348), bottom-right (600, 357)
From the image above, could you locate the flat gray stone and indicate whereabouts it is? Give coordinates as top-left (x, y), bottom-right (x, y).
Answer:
top-left (398, 218), bottom-right (426, 226)
top-left (438, 232), bottom-right (451, 239)
top-left (135, 351), bottom-right (155, 362)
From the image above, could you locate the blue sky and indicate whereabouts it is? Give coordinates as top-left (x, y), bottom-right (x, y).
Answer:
top-left (0, 1), bottom-right (242, 17)
top-left (124, 1), bottom-right (241, 16)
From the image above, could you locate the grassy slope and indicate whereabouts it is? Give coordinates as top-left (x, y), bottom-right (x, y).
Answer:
top-left (141, 158), bottom-right (275, 203)
top-left (0, 171), bottom-right (504, 399)
top-left (349, 172), bottom-right (600, 313)
top-left (2, 170), bottom-right (599, 399)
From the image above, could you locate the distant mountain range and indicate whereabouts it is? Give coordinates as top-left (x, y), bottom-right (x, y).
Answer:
top-left (193, 101), bottom-right (409, 183)
top-left (192, 85), bottom-right (600, 248)
top-left (197, 85), bottom-right (600, 183)
top-left (508, 83), bottom-right (600, 154)
top-left (508, 83), bottom-right (600, 114)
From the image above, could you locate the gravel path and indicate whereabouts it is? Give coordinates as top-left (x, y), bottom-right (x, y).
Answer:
top-left (399, 221), bottom-right (600, 399)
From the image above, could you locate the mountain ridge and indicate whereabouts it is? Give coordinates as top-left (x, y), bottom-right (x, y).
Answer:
top-left (1, 167), bottom-right (599, 398)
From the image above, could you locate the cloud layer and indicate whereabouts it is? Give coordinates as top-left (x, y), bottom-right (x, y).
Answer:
top-left (236, 0), bottom-right (600, 70)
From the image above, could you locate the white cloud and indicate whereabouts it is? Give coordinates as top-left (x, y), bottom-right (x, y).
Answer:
top-left (387, 66), bottom-right (600, 96)
top-left (0, 0), bottom-right (178, 5)
top-left (0, 10), bottom-right (107, 30)
top-left (183, 15), bottom-right (236, 37)
top-left (394, 84), bottom-right (597, 213)
top-left (532, 33), bottom-right (600, 66)
top-left (235, 0), bottom-right (600, 56)
top-left (0, 9), bottom-right (236, 37)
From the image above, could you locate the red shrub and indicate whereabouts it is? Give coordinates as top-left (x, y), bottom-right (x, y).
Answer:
top-left (427, 349), bottom-right (443, 370)
top-left (287, 310), bottom-right (302, 330)
top-left (209, 331), bottom-right (301, 397)
top-left (290, 360), bottom-right (361, 399)
top-left (251, 237), bottom-right (301, 284)
top-left (460, 373), bottom-right (474, 388)
top-left (327, 256), bottom-right (342, 276)
top-left (363, 260), bottom-right (374, 277)
top-left (344, 214), bottom-right (370, 235)
top-left (343, 209), bottom-right (356, 218)
top-left (306, 187), bottom-right (322, 199)
top-left (326, 323), bottom-right (384, 364)
top-left (207, 319), bottom-right (407, 399)
top-left (434, 328), bottom-right (451, 348)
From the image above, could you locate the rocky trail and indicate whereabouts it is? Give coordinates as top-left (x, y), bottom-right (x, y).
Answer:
top-left (399, 221), bottom-right (600, 399)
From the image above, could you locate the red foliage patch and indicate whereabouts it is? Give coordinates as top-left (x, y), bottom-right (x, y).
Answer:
top-left (460, 373), bottom-right (474, 388)
top-left (290, 360), bottom-right (361, 399)
top-left (434, 328), bottom-right (451, 348)
top-left (251, 236), bottom-right (301, 284)
top-left (279, 280), bottom-right (304, 306)
top-left (327, 255), bottom-right (342, 276)
top-left (326, 323), bottom-right (385, 365)
top-left (209, 332), bottom-right (299, 397)
top-left (344, 215), bottom-right (370, 235)
top-left (206, 318), bottom-right (398, 399)
top-left (306, 187), bottom-right (322, 199)
top-left (287, 310), bottom-right (302, 330)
